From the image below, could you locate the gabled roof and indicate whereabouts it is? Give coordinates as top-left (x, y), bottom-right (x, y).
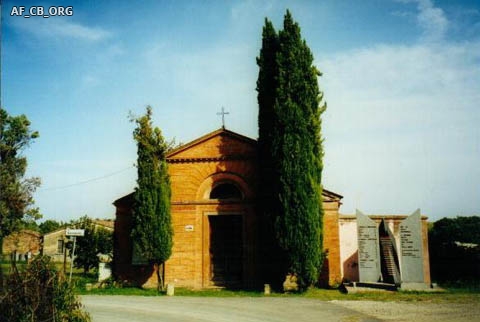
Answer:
top-left (42, 220), bottom-right (114, 237)
top-left (93, 220), bottom-right (114, 229)
top-left (42, 227), bottom-right (68, 237)
top-left (113, 192), bottom-right (134, 206)
top-left (322, 189), bottom-right (343, 201)
top-left (114, 128), bottom-right (343, 204)
top-left (166, 127), bottom-right (257, 159)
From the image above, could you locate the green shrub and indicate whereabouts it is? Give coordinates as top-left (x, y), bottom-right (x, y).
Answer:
top-left (429, 216), bottom-right (480, 282)
top-left (0, 256), bottom-right (90, 322)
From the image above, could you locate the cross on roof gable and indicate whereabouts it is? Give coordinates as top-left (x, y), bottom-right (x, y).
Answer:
top-left (166, 127), bottom-right (257, 161)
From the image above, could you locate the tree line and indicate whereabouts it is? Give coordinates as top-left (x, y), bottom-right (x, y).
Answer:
top-left (429, 216), bottom-right (480, 283)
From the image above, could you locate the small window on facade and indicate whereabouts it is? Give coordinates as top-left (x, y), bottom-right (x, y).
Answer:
top-left (57, 240), bottom-right (64, 254)
top-left (210, 183), bottom-right (243, 200)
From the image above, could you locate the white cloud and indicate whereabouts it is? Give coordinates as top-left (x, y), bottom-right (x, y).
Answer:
top-left (393, 0), bottom-right (449, 42)
top-left (10, 18), bottom-right (111, 41)
top-left (317, 39), bottom-right (480, 219)
top-left (316, 1), bottom-right (479, 219)
top-left (416, 0), bottom-right (449, 42)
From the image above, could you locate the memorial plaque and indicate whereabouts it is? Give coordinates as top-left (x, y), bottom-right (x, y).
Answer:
top-left (400, 209), bottom-right (424, 284)
top-left (356, 210), bottom-right (381, 283)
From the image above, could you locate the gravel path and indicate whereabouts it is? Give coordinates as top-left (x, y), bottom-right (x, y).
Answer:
top-left (332, 300), bottom-right (480, 322)
top-left (81, 296), bottom-right (380, 322)
top-left (81, 296), bottom-right (480, 322)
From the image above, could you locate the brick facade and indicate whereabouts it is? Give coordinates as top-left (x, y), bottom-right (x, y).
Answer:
top-left (114, 128), bottom-right (343, 288)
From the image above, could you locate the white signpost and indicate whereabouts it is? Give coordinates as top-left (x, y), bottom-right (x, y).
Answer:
top-left (66, 228), bottom-right (85, 283)
top-left (66, 229), bottom-right (85, 237)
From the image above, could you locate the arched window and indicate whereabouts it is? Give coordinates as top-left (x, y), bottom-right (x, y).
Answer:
top-left (210, 182), bottom-right (243, 200)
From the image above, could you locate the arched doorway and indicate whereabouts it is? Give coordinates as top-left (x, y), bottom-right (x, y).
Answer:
top-left (210, 182), bottom-right (243, 200)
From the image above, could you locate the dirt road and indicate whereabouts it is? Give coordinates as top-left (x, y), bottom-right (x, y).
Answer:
top-left (81, 295), bottom-right (480, 322)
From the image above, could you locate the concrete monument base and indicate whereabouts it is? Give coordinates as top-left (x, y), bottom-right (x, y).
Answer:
top-left (400, 282), bottom-right (430, 291)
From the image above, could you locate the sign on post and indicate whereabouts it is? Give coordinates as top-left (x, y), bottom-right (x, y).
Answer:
top-left (66, 228), bottom-right (85, 236)
top-left (66, 228), bottom-right (85, 283)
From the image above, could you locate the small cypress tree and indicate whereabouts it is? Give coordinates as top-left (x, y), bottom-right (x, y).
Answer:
top-left (131, 106), bottom-right (173, 291)
top-left (257, 10), bottom-right (326, 290)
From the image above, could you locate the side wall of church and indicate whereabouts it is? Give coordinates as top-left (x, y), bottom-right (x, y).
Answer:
top-left (321, 201), bottom-right (342, 286)
top-left (113, 199), bottom-right (137, 284)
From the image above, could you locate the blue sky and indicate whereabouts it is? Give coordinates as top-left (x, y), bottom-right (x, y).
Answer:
top-left (2, 0), bottom-right (479, 222)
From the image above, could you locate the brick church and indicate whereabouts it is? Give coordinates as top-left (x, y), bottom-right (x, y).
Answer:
top-left (113, 127), bottom-right (430, 289)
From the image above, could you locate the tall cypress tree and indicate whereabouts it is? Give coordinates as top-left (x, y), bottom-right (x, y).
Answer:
top-left (257, 18), bottom-right (279, 174)
top-left (257, 10), bottom-right (326, 290)
top-left (256, 19), bottom-right (285, 285)
top-left (131, 106), bottom-right (173, 291)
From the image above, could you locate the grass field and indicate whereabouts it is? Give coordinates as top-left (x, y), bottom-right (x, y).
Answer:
top-left (3, 260), bottom-right (478, 303)
top-left (76, 281), bottom-right (480, 303)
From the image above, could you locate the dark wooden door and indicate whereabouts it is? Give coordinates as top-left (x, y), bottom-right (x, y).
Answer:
top-left (209, 215), bottom-right (243, 287)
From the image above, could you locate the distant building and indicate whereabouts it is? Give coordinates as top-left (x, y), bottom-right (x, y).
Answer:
top-left (42, 228), bottom-right (69, 262)
top-left (2, 230), bottom-right (41, 262)
top-left (42, 220), bottom-right (114, 262)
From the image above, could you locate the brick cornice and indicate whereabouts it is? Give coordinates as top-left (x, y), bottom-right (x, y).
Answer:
top-left (167, 155), bottom-right (254, 164)
top-left (172, 199), bottom-right (255, 205)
